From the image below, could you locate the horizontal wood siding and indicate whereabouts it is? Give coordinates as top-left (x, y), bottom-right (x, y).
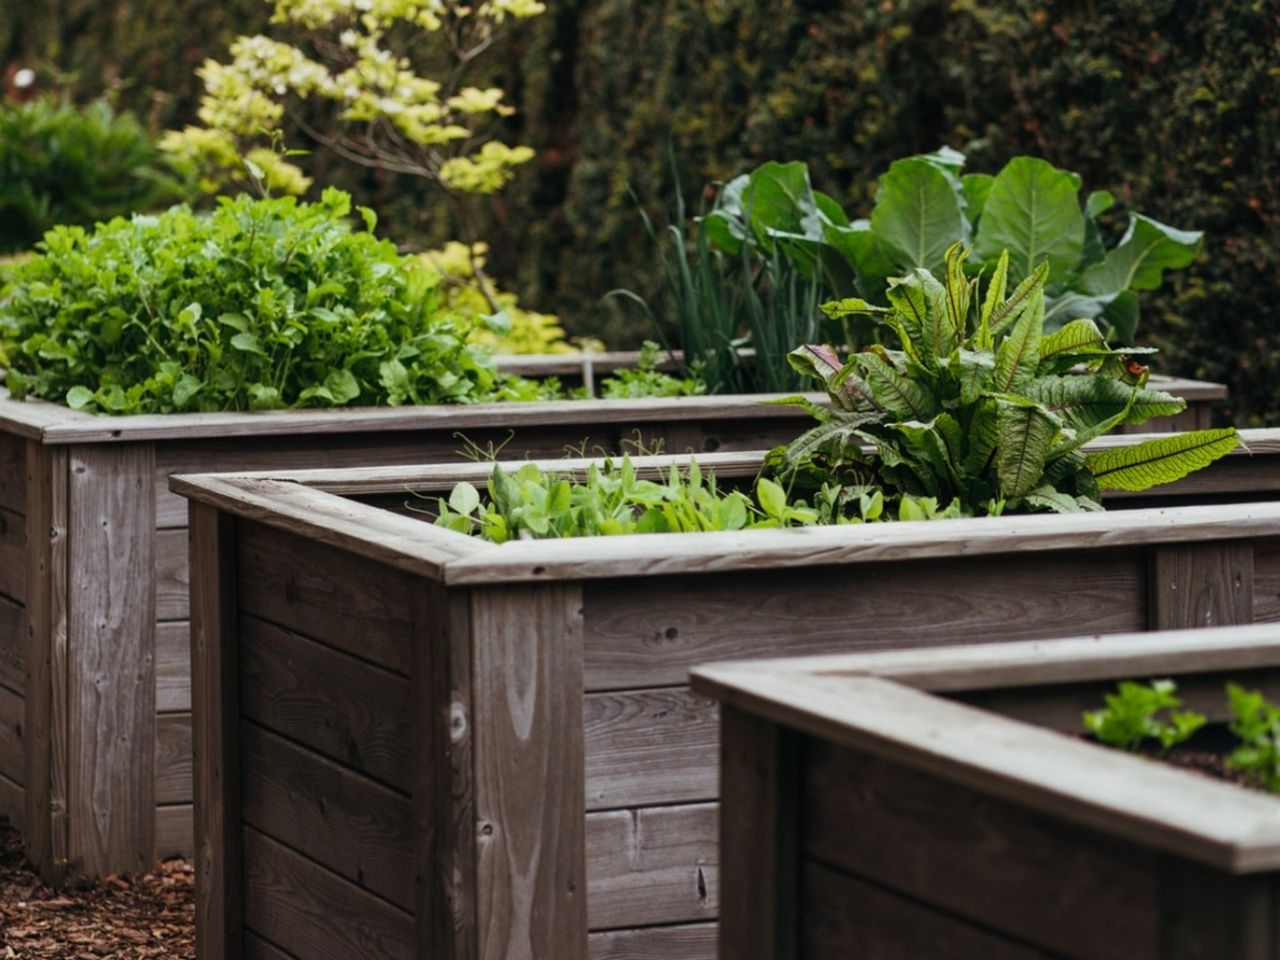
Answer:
top-left (0, 506), bottom-right (25, 605)
top-left (236, 522), bottom-right (412, 675)
top-left (0, 773), bottom-right (22, 830)
top-left (156, 527), bottom-right (188, 621)
top-left (0, 594), bottom-right (23, 695)
top-left (157, 621), bottom-right (190, 713)
top-left (156, 713), bottom-right (191, 805)
top-left (238, 613), bottom-right (411, 791)
top-left (156, 804), bottom-right (193, 861)
top-left (588, 923), bottom-right (717, 960)
top-left (801, 737), bottom-right (1162, 959)
top-left (242, 827), bottom-right (414, 960)
top-left (584, 687), bottom-right (718, 811)
top-left (798, 859), bottom-right (1046, 959)
top-left (1255, 539), bottom-right (1280, 623)
top-left (0, 683), bottom-right (23, 786)
top-left (583, 550), bottom-right (1147, 690)
top-left (0, 431), bottom-right (23, 518)
top-left (586, 803), bottom-right (718, 931)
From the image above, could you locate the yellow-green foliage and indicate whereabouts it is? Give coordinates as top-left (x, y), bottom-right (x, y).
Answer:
top-left (418, 241), bottom-right (582, 355)
top-left (163, 0), bottom-right (542, 197)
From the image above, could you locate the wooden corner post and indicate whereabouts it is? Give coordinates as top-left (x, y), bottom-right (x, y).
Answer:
top-left (469, 583), bottom-right (588, 960)
top-left (189, 502), bottom-right (241, 960)
top-left (718, 705), bottom-right (799, 960)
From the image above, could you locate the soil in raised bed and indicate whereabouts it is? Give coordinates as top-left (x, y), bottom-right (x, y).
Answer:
top-left (1085, 724), bottom-right (1264, 792)
top-left (0, 820), bottom-right (193, 958)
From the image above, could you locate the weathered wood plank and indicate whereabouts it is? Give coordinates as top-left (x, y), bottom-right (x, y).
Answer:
top-left (584, 687), bottom-right (719, 810)
top-left (156, 527), bottom-right (188, 621)
top-left (1254, 539), bottom-right (1280, 623)
top-left (67, 443), bottom-right (156, 876)
top-left (803, 738), bottom-right (1161, 958)
top-left (587, 923), bottom-right (717, 960)
top-left (239, 613), bottom-right (411, 791)
top-left (0, 430), bottom-right (24, 516)
top-left (717, 707), bottom-right (796, 960)
top-left (471, 583), bottom-right (588, 960)
top-left (237, 521), bottom-right (414, 675)
top-left (586, 802), bottom-right (718, 932)
top-left (156, 713), bottom-right (191, 805)
top-left (240, 720), bottom-right (413, 910)
top-left (0, 772), bottom-right (23, 830)
top-left (23, 442), bottom-right (68, 883)
top-left (156, 804), bottom-right (193, 861)
top-left (0, 506), bottom-right (25, 604)
top-left (416, 581), bottom-right (473, 960)
top-left (0, 593), bottom-right (23, 695)
top-left (1149, 540), bottom-right (1254, 629)
top-left (242, 827), bottom-right (413, 960)
top-left (190, 504), bottom-right (240, 960)
top-left (798, 859), bottom-right (1048, 960)
top-left (0, 683), bottom-right (23, 786)
top-left (243, 932), bottom-right (301, 960)
top-left (157, 621), bottom-right (190, 713)
top-left (584, 551), bottom-right (1146, 689)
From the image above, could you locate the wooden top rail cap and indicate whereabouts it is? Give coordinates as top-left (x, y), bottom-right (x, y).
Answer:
top-left (690, 625), bottom-right (1280, 874)
top-left (171, 457), bottom-right (1280, 583)
top-left (0, 389), bottom-right (816, 444)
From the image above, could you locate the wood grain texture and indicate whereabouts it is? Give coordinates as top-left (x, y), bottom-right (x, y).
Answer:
top-left (67, 443), bottom-right (156, 876)
top-left (583, 551), bottom-right (1146, 690)
top-left (23, 442), bottom-right (68, 884)
top-left (236, 521), bottom-right (415, 675)
top-left (242, 827), bottom-right (413, 960)
top-left (471, 583), bottom-right (588, 960)
top-left (802, 737), bottom-right (1161, 959)
top-left (156, 621), bottom-right (190, 713)
top-left (1149, 540), bottom-right (1254, 629)
top-left (0, 506), bottom-right (25, 604)
top-left (584, 687), bottom-right (719, 810)
top-left (156, 527), bottom-right (188, 621)
top-left (240, 720), bottom-right (412, 909)
top-left (0, 594), bottom-right (23, 695)
top-left (0, 429), bottom-right (24, 516)
top-left (1252, 539), bottom-right (1280, 623)
top-left (189, 504), bottom-right (240, 960)
top-left (587, 923), bottom-right (717, 960)
top-left (798, 859), bottom-right (1048, 960)
top-left (0, 771), bottom-right (22, 830)
top-left (0, 682), bottom-right (23, 785)
top-left (156, 803), bottom-right (193, 860)
top-left (155, 713), bottom-right (191, 805)
top-left (243, 932), bottom-right (300, 960)
top-left (586, 803), bottom-right (718, 932)
top-left (717, 707), bottom-right (796, 960)
top-left (238, 613), bottom-right (411, 791)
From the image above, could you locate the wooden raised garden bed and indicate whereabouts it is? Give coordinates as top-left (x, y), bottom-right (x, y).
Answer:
top-left (693, 624), bottom-right (1280, 960)
top-left (171, 454), bottom-right (1280, 960)
top-left (0, 389), bottom-right (817, 882)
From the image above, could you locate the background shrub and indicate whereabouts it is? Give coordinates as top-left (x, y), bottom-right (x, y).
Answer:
top-left (6, 0), bottom-right (1278, 423)
top-left (0, 96), bottom-right (185, 253)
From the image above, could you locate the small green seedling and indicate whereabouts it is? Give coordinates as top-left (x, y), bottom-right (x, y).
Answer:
top-left (1226, 684), bottom-right (1280, 792)
top-left (1083, 679), bottom-right (1206, 752)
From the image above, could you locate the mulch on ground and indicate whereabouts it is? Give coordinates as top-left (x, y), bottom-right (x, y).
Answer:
top-left (0, 821), bottom-right (193, 958)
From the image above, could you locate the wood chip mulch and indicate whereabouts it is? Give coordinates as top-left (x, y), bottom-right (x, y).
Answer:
top-left (0, 821), bottom-right (193, 958)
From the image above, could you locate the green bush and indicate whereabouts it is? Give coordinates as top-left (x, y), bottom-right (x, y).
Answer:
top-left (0, 96), bottom-right (186, 254)
top-left (0, 189), bottom-right (504, 413)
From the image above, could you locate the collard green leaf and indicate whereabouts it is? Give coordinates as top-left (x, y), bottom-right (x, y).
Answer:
top-left (995, 401), bottom-right (1058, 497)
top-left (1087, 428), bottom-right (1239, 491)
top-left (840, 219), bottom-right (896, 301)
top-left (870, 157), bottom-right (967, 275)
top-left (1080, 214), bottom-right (1204, 297)
top-left (962, 173), bottom-right (994, 221)
top-left (974, 157), bottom-right (1085, 284)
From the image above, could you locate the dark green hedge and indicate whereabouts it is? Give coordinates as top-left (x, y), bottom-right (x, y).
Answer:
top-left (6, 0), bottom-right (1279, 424)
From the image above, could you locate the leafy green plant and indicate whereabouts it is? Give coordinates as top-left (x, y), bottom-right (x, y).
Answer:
top-left (0, 97), bottom-right (187, 255)
top-left (434, 456), bottom-right (817, 542)
top-left (610, 161), bottom-right (842, 395)
top-left (772, 242), bottom-right (1238, 517)
top-left (845, 149), bottom-right (1202, 341)
top-left (0, 188), bottom-right (509, 413)
top-left (598, 341), bottom-right (706, 399)
top-left (1226, 684), bottom-right (1280, 792)
top-left (1083, 679), bottom-right (1206, 752)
